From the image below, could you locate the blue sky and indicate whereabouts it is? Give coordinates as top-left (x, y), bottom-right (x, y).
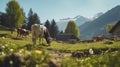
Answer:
top-left (0, 0), bottom-right (120, 23)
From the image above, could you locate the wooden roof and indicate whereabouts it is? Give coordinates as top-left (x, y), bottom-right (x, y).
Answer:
top-left (109, 20), bottom-right (120, 33)
top-left (56, 34), bottom-right (77, 41)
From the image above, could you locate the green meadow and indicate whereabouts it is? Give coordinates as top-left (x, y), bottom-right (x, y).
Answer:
top-left (0, 26), bottom-right (120, 67)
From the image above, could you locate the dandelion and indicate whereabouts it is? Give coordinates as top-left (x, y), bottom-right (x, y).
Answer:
top-left (19, 49), bottom-right (24, 53)
top-left (35, 50), bottom-right (42, 54)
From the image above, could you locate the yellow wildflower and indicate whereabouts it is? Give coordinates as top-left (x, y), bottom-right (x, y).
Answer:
top-left (19, 49), bottom-right (24, 53)
top-left (35, 50), bottom-right (42, 54)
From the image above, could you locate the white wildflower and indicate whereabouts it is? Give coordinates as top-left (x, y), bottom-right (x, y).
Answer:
top-left (5, 44), bottom-right (8, 47)
top-left (81, 59), bottom-right (84, 62)
top-left (2, 36), bottom-right (5, 39)
top-left (2, 52), bottom-right (5, 55)
top-left (2, 46), bottom-right (5, 49)
top-left (36, 64), bottom-right (39, 67)
top-left (9, 60), bottom-right (13, 64)
top-left (10, 49), bottom-right (14, 52)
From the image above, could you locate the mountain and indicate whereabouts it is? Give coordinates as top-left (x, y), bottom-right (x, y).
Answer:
top-left (57, 15), bottom-right (90, 31)
top-left (0, 12), bottom-right (3, 24)
top-left (74, 15), bottom-right (90, 26)
top-left (79, 5), bottom-right (120, 40)
top-left (0, 12), bottom-right (2, 15)
top-left (92, 12), bottom-right (104, 20)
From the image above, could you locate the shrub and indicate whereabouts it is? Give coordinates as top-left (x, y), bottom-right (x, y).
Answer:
top-left (104, 41), bottom-right (113, 44)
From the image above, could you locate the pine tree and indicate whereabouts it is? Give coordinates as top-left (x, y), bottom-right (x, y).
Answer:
top-left (33, 13), bottom-right (40, 24)
top-left (27, 8), bottom-right (40, 30)
top-left (6, 0), bottom-right (24, 29)
top-left (65, 20), bottom-right (80, 37)
top-left (0, 13), bottom-right (8, 27)
top-left (28, 8), bottom-right (33, 17)
top-left (44, 20), bottom-right (51, 32)
top-left (27, 8), bottom-right (34, 30)
top-left (50, 19), bottom-right (59, 38)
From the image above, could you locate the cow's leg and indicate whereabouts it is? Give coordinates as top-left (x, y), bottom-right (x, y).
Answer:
top-left (39, 37), bottom-right (42, 45)
top-left (41, 37), bottom-right (44, 45)
top-left (17, 29), bottom-right (20, 37)
top-left (32, 37), bottom-right (36, 45)
top-left (39, 37), bottom-right (40, 45)
top-left (20, 33), bottom-right (22, 37)
top-left (17, 33), bottom-right (19, 37)
top-left (17, 32), bottom-right (20, 37)
top-left (39, 37), bottom-right (44, 45)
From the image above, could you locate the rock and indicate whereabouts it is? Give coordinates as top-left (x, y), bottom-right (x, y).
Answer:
top-left (89, 48), bottom-right (94, 55)
top-left (49, 57), bottom-right (61, 67)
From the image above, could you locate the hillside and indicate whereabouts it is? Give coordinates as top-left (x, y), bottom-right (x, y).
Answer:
top-left (92, 12), bottom-right (104, 20)
top-left (79, 5), bottom-right (120, 40)
top-left (56, 15), bottom-right (90, 31)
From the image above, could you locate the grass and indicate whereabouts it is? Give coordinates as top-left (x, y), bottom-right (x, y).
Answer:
top-left (1, 25), bottom-right (120, 51)
top-left (0, 29), bottom-right (120, 51)
top-left (61, 51), bottom-right (120, 67)
top-left (47, 41), bottom-right (120, 51)
top-left (1, 26), bottom-right (120, 67)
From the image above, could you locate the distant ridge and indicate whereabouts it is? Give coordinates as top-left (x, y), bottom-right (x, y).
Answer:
top-left (79, 5), bottom-right (120, 40)
top-left (56, 15), bottom-right (90, 31)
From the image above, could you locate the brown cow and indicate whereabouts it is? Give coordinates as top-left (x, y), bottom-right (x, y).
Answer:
top-left (17, 28), bottom-right (30, 37)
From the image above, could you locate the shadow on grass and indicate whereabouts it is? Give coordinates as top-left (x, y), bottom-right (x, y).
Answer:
top-left (0, 34), bottom-right (7, 37)
top-left (11, 37), bottom-right (23, 40)
top-left (17, 43), bottom-right (49, 50)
